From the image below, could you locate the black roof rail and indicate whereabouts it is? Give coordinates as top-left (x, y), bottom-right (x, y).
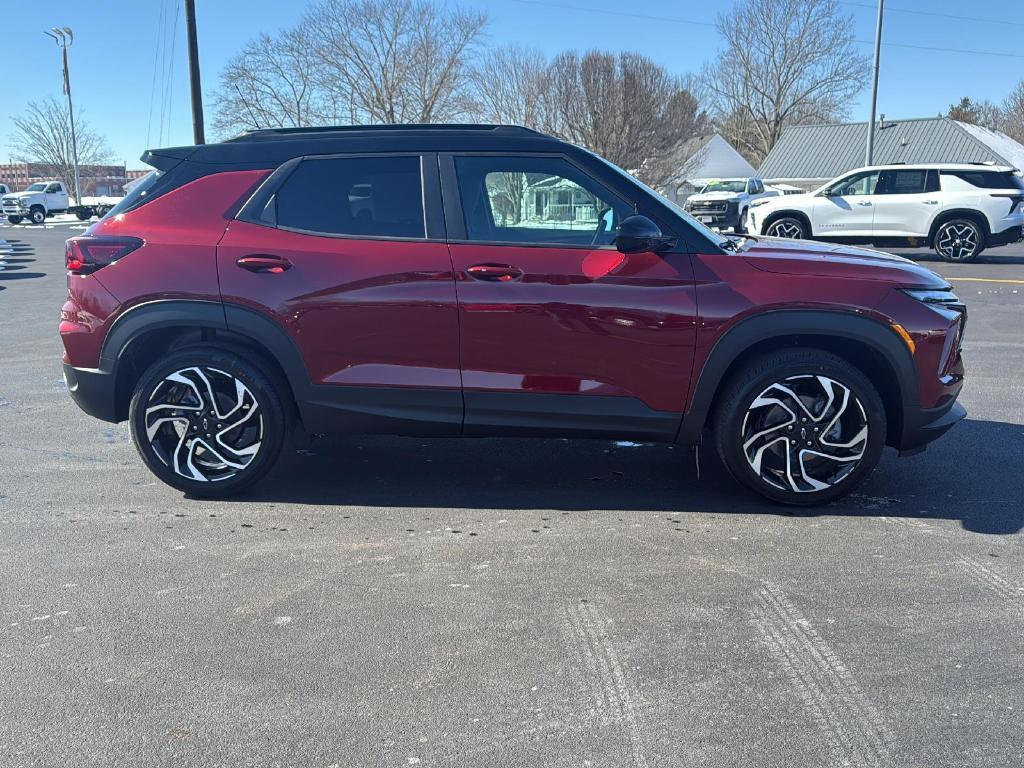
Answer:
top-left (224, 124), bottom-right (545, 143)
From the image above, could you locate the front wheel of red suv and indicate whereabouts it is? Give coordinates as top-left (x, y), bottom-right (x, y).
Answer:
top-left (128, 348), bottom-right (287, 498)
top-left (713, 349), bottom-right (886, 506)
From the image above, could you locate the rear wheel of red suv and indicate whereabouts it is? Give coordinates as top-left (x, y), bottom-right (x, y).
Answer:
top-left (713, 349), bottom-right (886, 506)
top-left (128, 348), bottom-right (287, 497)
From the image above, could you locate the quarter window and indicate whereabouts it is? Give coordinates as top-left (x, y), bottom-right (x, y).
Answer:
top-left (275, 156), bottom-right (425, 238)
top-left (454, 156), bottom-right (631, 246)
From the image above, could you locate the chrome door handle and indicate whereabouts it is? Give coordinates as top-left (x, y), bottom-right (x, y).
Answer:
top-left (923, 200), bottom-right (939, 205)
top-left (857, 201), bottom-right (873, 206)
top-left (466, 263), bottom-right (523, 282)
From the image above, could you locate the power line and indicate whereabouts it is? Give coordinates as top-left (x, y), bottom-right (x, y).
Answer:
top-left (509, 0), bottom-right (1024, 60)
top-left (146, 0), bottom-right (167, 149)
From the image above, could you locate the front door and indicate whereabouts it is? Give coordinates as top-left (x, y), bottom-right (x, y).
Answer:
top-left (812, 170), bottom-right (881, 237)
top-left (217, 154), bottom-right (462, 434)
top-left (444, 154), bottom-right (697, 439)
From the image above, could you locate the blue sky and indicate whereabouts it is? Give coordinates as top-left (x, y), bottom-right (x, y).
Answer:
top-left (2, 0), bottom-right (1021, 168)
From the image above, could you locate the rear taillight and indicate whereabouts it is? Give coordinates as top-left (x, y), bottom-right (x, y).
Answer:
top-left (65, 236), bottom-right (143, 275)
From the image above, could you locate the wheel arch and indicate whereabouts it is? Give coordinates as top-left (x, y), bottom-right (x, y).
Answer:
top-left (761, 209), bottom-right (812, 236)
top-left (677, 310), bottom-right (918, 447)
top-left (928, 208), bottom-right (991, 243)
top-left (100, 300), bottom-right (310, 423)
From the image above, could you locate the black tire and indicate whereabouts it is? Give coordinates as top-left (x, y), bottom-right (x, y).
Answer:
top-left (933, 218), bottom-right (985, 262)
top-left (713, 348), bottom-right (886, 506)
top-left (28, 206), bottom-right (46, 225)
top-left (764, 215), bottom-right (807, 240)
top-left (735, 208), bottom-right (748, 234)
top-left (128, 347), bottom-right (287, 497)
top-left (7, 215), bottom-right (22, 225)
top-left (75, 209), bottom-right (92, 221)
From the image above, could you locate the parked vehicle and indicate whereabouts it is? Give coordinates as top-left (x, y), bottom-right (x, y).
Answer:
top-left (0, 183), bottom-right (10, 197)
top-left (1, 180), bottom-right (115, 224)
top-left (60, 125), bottom-right (966, 505)
top-left (746, 164), bottom-right (1024, 262)
top-left (684, 177), bottom-right (778, 232)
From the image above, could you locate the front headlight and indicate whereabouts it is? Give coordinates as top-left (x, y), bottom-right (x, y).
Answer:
top-left (903, 288), bottom-right (961, 304)
top-left (750, 198), bottom-right (773, 208)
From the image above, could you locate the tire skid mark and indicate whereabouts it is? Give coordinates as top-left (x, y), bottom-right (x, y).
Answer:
top-left (753, 583), bottom-right (894, 768)
top-left (560, 602), bottom-right (649, 768)
top-left (956, 555), bottom-right (1021, 599)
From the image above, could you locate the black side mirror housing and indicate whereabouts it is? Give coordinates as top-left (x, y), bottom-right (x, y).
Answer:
top-left (615, 214), bottom-right (676, 254)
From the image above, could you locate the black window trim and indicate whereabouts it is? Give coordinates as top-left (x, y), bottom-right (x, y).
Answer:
top-left (439, 150), bottom-right (681, 252)
top-left (235, 151), bottom-right (446, 243)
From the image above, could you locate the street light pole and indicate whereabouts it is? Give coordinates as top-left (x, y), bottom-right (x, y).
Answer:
top-left (183, 0), bottom-right (206, 144)
top-left (44, 27), bottom-right (81, 204)
top-left (865, 0), bottom-right (885, 166)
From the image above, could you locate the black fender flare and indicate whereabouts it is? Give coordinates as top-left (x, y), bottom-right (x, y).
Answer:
top-left (677, 310), bottom-right (919, 444)
top-left (98, 299), bottom-right (314, 415)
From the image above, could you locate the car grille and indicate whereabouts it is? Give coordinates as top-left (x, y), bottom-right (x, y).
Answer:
top-left (689, 201), bottom-right (729, 214)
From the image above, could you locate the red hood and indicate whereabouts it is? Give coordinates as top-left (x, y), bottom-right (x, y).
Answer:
top-left (740, 236), bottom-right (949, 289)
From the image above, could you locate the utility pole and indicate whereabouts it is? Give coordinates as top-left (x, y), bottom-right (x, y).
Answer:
top-left (184, 0), bottom-right (205, 144)
top-left (865, 0), bottom-right (884, 166)
top-left (44, 27), bottom-right (81, 204)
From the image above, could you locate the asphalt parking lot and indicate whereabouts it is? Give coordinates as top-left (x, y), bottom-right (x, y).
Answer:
top-left (1, 222), bottom-right (1022, 767)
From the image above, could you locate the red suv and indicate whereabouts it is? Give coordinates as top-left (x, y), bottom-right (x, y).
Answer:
top-left (60, 125), bottom-right (966, 505)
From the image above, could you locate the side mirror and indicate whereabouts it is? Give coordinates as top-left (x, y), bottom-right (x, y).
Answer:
top-left (615, 214), bottom-right (675, 254)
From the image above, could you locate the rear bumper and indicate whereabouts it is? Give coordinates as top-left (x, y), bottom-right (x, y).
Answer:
top-left (989, 225), bottom-right (1023, 248)
top-left (63, 363), bottom-right (120, 423)
top-left (897, 399), bottom-right (966, 456)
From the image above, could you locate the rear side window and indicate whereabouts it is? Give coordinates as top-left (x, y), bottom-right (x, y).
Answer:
top-left (940, 170), bottom-right (1024, 190)
top-left (878, 169), bottom-right (928, 195)
top-left (104, 170), bottom-right (162, 218)
top-left (275, 156), bottom-right (424, 238)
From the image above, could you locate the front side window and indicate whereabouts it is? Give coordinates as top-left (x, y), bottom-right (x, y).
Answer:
top-left (825, 171), bottom-right (881, 197)
top-left (878, 169), bottom-right (928, 195)
top-left (45, 183), bottom-right (61, 193)
top-left (454, 156), bottom-right (630, 246)
top-left (276, 155), bottom-right (424, 238)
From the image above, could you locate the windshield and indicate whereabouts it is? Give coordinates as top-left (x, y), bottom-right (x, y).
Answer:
top-left (581, 149), bottom-right (733, 248)
top-left (26, 183), bottom-right (47, 192)
top-left (701, 180), bottom-right (746, 194)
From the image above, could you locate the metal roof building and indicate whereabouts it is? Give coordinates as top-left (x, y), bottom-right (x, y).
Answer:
top-left (759, 117), bottom-right (1024, 190)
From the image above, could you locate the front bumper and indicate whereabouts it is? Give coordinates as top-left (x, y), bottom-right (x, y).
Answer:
top-left (63, 363), bottom-right (120, 423)
top-left (897, 399), bottom-right (966, 456)
top-left (2, 205), bottom-right (30, 216)
top-left (687, 208), bottom-right (741, 230)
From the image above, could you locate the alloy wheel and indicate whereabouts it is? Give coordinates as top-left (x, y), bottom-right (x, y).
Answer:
top-left (766, 220), bottom-right (804, 239)
top-left (936, 223), bottom-right (979, 260)
top-left (740, 374), bottom-right (868, 494)
top-left (143, 366), bottom-right (263, 482)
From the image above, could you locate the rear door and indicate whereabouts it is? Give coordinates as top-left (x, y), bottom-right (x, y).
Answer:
top-left (811, 170), bottom-right (881, 237)
top-left (872, 168), bottom-right (939, 237)
top-left (442, 153), bottom-right (697, 439)
top-left (217, 153), bottom-right (463, 434)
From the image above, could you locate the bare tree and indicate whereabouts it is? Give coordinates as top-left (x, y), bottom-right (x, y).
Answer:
top-left (1000, 81), bottom-right (1024, 143)
top-left (548, 51), bottom-right (708, 189)
top-left (211, 24), bottom-right (332, 135)
top-left (310, 0), bottom-right (487, 124)
top-left (469, 45), bottom-right (556, 129)
top-left (701, 0), bottom-right (869, 165)
top-left (8, 98), bottom-right (112, 193)
top-left (947, 97), bottom-right (1002, 131)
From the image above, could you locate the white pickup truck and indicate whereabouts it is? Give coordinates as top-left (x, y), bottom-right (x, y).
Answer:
top-left (1, 180), bottom-right (117, 224)
top-left (683, 177), bottom-right (779, 233)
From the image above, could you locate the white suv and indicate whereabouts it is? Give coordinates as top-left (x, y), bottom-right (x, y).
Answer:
top-left (746, 164), bottom-right (1024, 262)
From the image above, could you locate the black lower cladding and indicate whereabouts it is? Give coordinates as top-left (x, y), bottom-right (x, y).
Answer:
top-left (898, 399), bottom-right (967, 455)
top-left (63, 363), bottom-right (120, 423)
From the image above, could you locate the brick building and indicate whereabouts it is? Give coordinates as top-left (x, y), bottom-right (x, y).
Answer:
top-left (0, 162), bottom-right (133, 196)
